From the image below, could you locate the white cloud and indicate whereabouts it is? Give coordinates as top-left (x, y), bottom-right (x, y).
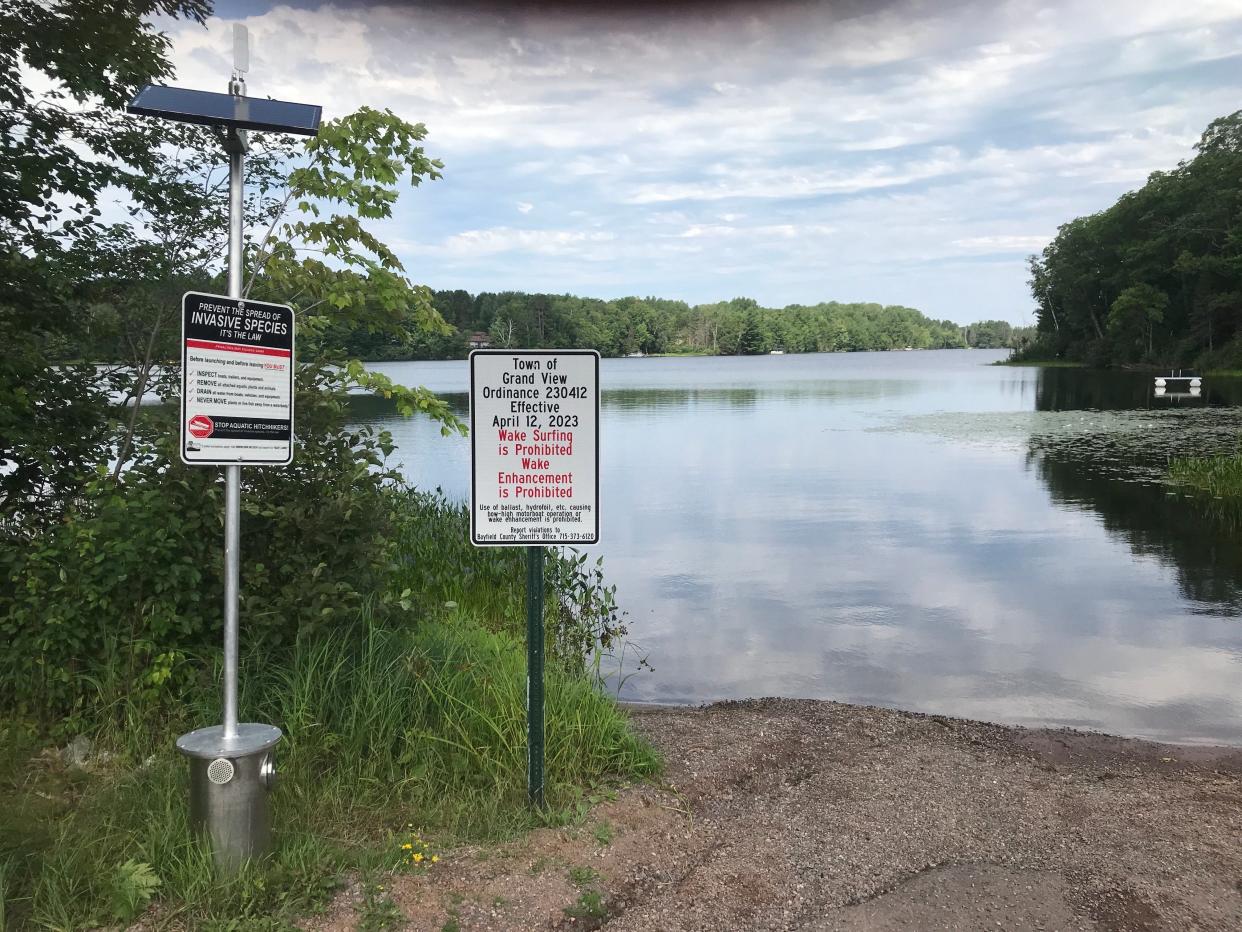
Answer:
top-left (625, 151), bottom-right (964, 204)
top-left (161, 0), bottom-right (1242, 322)
top-left (439, 227), bottom-right (615, 257)
top-left (951, 235), bottom-right (1051, 253)
top-left (674, 223), bottom-right (836, 240)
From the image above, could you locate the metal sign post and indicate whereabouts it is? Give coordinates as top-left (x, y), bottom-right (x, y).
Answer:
top-left (468, 349), bottom-right (600, 806)
top-left (176, 44), bottom-right (286, 876)
top-left (223, 67), bottom-right (244, 743)
top-left (127, 24), bottom-right (320, 872)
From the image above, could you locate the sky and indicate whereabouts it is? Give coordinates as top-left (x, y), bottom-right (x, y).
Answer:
top-left (164, 0), bottom-right (1242, 325)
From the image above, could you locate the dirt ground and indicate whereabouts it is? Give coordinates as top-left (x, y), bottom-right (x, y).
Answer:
top-left (306, 698), bottom-right (1242, 931)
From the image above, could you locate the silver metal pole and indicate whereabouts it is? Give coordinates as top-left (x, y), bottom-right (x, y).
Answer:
top-left (222, 465), bottom-right (240, 737)
top-left (223, 74), bottom-right (246, 740)
top-left (175, 56), bottom-right (281, 875)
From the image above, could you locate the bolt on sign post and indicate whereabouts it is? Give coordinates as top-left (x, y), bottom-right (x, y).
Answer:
top-left (126, 24), bottom-right (321, 872)
top-left (469, 350), bottom-right (601, 807)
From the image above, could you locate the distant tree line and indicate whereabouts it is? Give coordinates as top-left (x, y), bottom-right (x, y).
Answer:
top-left (965, 319), bottom-right (1036, 351)
top-left (1024, 110), bottom-right (1242, 369)
top-left (52, 282), bottom-right (1033, 364)
top-left (335, 291), bottom-right (1033, 360)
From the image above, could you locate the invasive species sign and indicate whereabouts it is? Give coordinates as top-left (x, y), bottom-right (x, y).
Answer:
top-left (470, 350), bottom-right (599, 546)
top-left (181, 291), bottom-right (294, 465)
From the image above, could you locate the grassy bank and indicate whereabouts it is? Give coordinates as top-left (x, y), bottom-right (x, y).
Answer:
top-left (0, 617), bottom-right (657, 929)
top-left (0, 495), bottom-right (658, 929)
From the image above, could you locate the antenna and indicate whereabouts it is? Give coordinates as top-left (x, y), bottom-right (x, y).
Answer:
top-left (232, 23), bottom-right (249, 76)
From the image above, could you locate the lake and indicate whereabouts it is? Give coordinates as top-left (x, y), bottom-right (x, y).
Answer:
top-left (352, 350), bottom-right (1242, 745)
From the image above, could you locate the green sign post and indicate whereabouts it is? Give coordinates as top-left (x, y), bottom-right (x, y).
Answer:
top-left (525, 546), bottom-right (546, 807)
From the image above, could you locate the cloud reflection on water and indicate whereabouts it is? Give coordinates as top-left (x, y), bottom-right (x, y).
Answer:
top-left (356, 352), bottom-right (1242, 744)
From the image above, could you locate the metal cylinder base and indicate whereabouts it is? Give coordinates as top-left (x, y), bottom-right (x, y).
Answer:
top-left (176, 723), bottom-right (281, 872)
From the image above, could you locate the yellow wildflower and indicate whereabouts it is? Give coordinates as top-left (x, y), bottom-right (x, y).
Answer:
top-left (402, 843), bottom-right (412, 850)
top-left (413, 852), bottom-right (424, 862)
top-left (431, 855), bottom-right (440, 863)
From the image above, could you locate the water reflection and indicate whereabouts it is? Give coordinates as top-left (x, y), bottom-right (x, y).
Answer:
top-left (1033, 452), bottom-right (1242, 611)
top-left (1024, 368), bottom-right (1242, 614)
top-left (349, 352), bottom-right (1242, 744)
top-left (603, 379), bottom-right (929, 413)
top-left (1034, 365), bottom-right (1242, 410)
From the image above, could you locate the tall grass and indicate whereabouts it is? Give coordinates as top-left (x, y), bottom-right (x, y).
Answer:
top-left (1168, 450), bottom-right (1242, 524)
top-left (1, 488), bottom-right (657, 928)
top-left (1169, 451), bottom-right (1242, 500)
top-left (268, 614), bottom-right (656, 835)
top-left (389, 490), bottom-right (639, 681)
top-left (0, 613), bottom-right (658, 929)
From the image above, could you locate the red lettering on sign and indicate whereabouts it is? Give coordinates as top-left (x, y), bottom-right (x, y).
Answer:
top-left (185, 338), bottom-right (290, 358)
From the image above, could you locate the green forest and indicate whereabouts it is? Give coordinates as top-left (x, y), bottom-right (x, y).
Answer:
top-left (1025, 110), bottom-right (1242, 369)
top-left (340, 290), bottom-right (1033, 360)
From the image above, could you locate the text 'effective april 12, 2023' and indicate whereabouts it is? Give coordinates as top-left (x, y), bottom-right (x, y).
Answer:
top-left (469, 350), bottom-right (599, 546)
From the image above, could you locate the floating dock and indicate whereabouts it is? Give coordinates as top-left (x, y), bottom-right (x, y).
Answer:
top-left (1154, 376), bottom-right (1201, 387)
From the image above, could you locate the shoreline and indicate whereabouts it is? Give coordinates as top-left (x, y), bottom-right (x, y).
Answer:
top-left (359, 347), bottom-right (1013, 364)
top-left (308, 697), bottom-right (1242, 930)
top-left (616, 697), bottom-right (1242, 752)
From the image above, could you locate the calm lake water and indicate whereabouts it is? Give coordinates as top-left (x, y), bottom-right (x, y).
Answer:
top-left (353, 350), bottom-right (1242, 745)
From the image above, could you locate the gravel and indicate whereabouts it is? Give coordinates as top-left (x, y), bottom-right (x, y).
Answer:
top-left (306, 698), bottom-right (1242, 931)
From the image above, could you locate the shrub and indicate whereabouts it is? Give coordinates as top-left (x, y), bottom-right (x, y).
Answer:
top-left (0, 407), bottom-right (401, 720)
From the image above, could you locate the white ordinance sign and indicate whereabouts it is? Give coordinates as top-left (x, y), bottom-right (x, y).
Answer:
top-left (470, 350), bottom-right (599, 546)
top-left (180, 291), bottom-right (295, 466)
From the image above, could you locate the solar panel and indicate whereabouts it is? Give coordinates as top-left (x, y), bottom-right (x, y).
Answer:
top-left (127, 85), bottom-right (321, 136)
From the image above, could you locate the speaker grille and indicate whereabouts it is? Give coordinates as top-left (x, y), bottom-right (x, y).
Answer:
top-left (207, 757), bottom-right (235, 785)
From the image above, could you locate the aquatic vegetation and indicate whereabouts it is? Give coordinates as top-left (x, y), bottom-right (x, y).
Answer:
top-left (1169, 449), bottom-right (1242, 499)
top-left (1168, 449), bottom-right (1242, 526)
top-left (889, 408), bottom-right (1242, 485)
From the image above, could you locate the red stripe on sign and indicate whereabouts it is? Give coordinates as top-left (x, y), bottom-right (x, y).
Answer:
top-left (185, 338), bottom-right (291, 358)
